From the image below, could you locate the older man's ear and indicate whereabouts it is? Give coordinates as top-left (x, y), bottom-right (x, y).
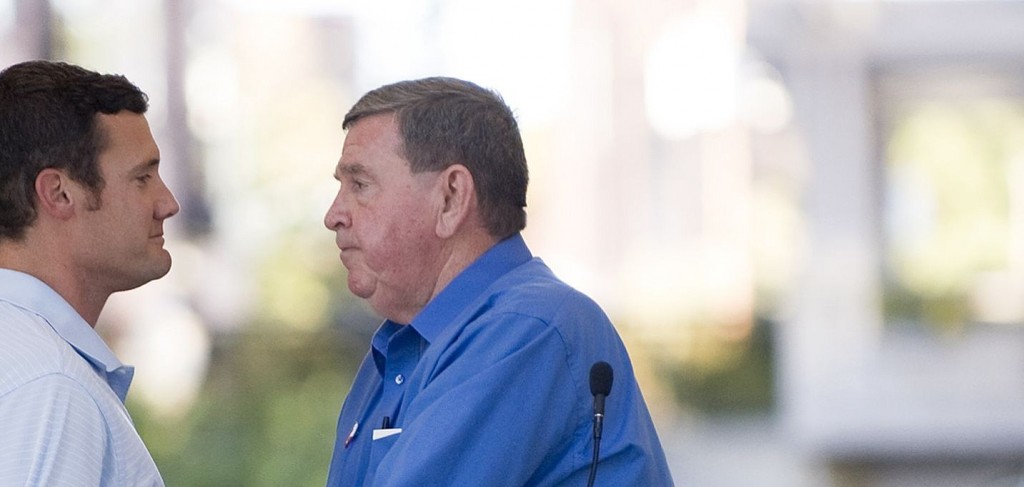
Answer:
top-left (435, 163), bottom-right (476, 239)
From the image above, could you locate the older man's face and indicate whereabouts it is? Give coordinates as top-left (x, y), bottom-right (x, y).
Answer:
top-left (324, 113), bottom-right (447, 323)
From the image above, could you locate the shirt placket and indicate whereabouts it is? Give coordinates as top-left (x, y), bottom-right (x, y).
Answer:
top-left (380, 326), bottom-right (420, 427)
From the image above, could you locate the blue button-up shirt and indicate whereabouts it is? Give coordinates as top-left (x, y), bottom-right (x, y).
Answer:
top-left (326, 234), bottom-right (674, 486)
top-left (0, 269), bottom-right (163, 486)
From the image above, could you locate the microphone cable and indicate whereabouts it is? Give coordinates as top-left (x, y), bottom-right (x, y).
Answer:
top-left (587, 361), bottom-right (613, 487)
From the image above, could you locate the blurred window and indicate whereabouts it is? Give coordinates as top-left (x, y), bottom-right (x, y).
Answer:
top-left (878, 63), bottom-right (1024, 331)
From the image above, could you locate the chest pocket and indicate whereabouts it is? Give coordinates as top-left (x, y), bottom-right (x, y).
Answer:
top-left (367, 428), bottom-right (402, 482)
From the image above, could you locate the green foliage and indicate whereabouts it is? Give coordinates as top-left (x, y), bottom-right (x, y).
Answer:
top-left (657, 320), bottom-right (776, 414)
top-left (883, 284), bottom-right (971, 333)
top-left (131, 329), bottom-right (362, 487)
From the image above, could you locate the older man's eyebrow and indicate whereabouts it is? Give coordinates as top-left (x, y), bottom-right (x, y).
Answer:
top-left (334, 163), bottom-right (368, 180)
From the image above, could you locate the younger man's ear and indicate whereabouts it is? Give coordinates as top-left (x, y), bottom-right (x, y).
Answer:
top-left (35, 169), bottom-right (77, 219)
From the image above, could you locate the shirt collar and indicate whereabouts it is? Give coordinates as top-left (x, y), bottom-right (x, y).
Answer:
top-left (367, 234), bottom-right (533, 374)
top-left (0, 268), bottom-right (134, 402)
top-left (370, 320), bottom-right (405, 373)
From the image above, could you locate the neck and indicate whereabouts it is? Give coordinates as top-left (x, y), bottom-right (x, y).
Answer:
top-left (434, 229), bottom-right (500, 297)
top-left (388, 229), bottom-right (500, 325)
top-left (0, 237), bottom-right (107, 327)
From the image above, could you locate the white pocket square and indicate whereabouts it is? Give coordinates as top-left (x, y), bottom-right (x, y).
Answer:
top-left (372, 428), bottom-right (402, 440)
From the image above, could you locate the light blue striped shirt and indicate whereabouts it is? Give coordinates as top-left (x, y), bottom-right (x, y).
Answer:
top-left (0, 269), bottom-right (163, 486)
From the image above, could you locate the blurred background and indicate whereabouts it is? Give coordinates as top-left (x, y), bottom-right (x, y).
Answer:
top-left (4, 0), bottom-right (1024, 485)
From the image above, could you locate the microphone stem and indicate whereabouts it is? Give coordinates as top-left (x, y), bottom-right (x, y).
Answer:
top-left (587, 407), bottom-right (605, 487)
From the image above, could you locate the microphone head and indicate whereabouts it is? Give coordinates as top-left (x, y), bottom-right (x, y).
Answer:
top-left (589, 361), bottom-right (614, 397)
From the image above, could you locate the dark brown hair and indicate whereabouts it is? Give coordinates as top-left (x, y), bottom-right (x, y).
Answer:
top-left (0, 60), bottom-right (149, 240)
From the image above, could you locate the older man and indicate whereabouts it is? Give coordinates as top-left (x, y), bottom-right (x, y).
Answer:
top-left (324, 77), bottom-right (673, 486)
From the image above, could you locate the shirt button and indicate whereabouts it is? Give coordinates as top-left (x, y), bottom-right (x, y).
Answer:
top-left (395, 374), bottom-right (405, 385)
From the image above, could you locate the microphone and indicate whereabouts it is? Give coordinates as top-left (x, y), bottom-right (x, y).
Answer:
top-left (587, 361), bottom-right (614, 487)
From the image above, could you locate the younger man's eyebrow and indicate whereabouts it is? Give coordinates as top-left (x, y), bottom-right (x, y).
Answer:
top-left (129, 158), bottom-right (161, 176)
